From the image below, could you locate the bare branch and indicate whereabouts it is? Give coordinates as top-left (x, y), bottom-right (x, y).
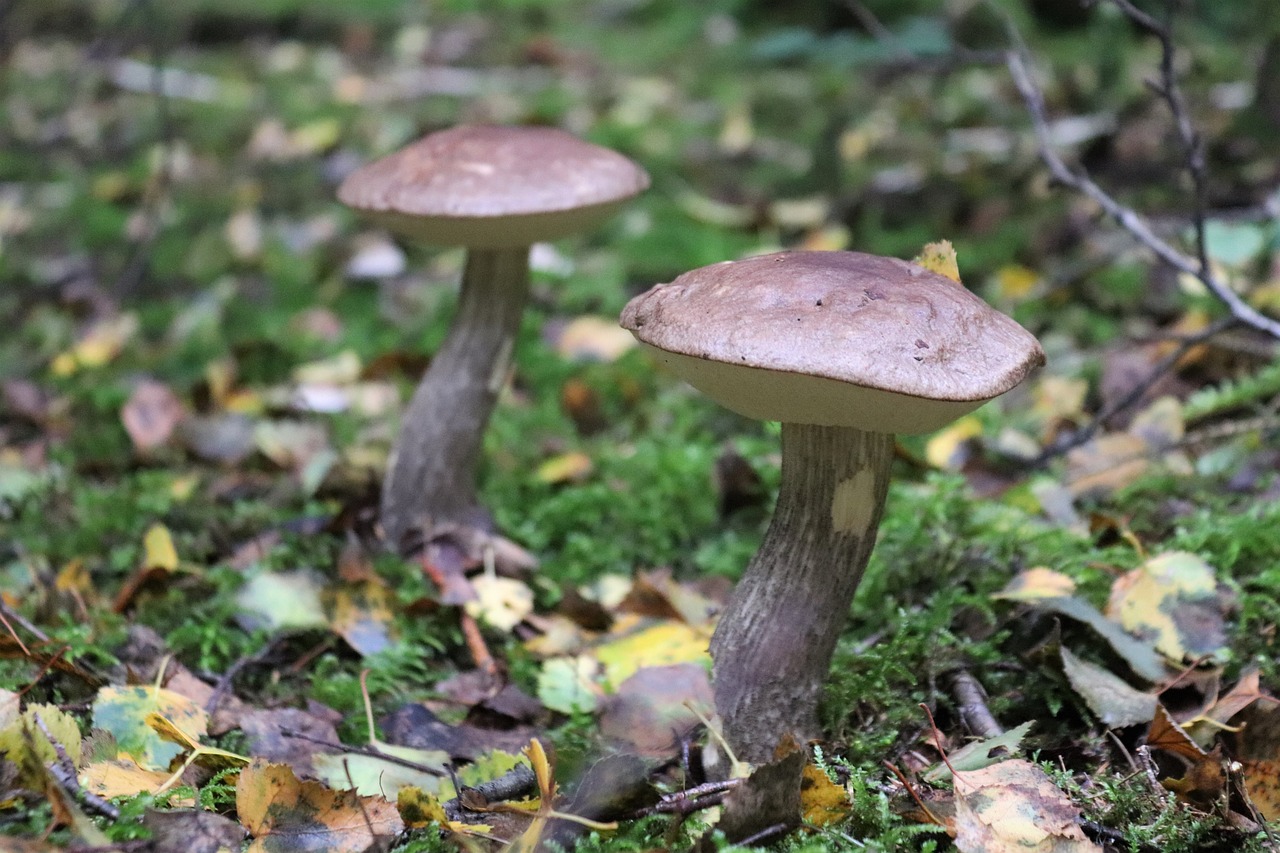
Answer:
top-left (1004, 39), bottom-right (1280, 339)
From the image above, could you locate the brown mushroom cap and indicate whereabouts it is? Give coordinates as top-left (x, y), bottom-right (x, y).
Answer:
top-left (620, 251), bottom-right (1045, 434)
top-left (337, 125), bottom-right (650, 248)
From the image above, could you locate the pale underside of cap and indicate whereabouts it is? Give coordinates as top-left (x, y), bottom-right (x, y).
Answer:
top-left (620, 251), bottom-right (1045, 434)
top-left (338, 125), bottom-right (650, 248)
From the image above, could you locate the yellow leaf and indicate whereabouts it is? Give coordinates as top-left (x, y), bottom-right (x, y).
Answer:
top-left (994, 567), bottom-right (1077, 602)
top-left (953, 759), bottom-right (1102, 852)
top-left (593, 620), bottom-right (711, 690)
top-left (535, 451), bottom-right (594, 485)
top-left (913, 240), bottom-right (962, 284)
top-left (50, 314), bottom-right (139, 376)
top-left (236, 759), bottom-right (403, 853)
top-left (994, 264), bottom-right (1040, 300)
top-left (81, 756), bottom-right (177, 801)
top-left (1105, 552), bottom-right (1228, 664)
top-left (801, 764), bottom-right (850, 826)
top-left (556, 317), bottom-right (637, 362)
top-left (924, 415), bottom-right (983, 470)
top-left (142, 524), bottom-right (179, 571)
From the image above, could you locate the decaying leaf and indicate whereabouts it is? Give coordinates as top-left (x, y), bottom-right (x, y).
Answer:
top-left (554, 315), bottom-right (638, 362)
top-left (593, 618), bottom-right (711, 690)
top-left (234, 569), bottom-right (329, 631)
top-left (952, 759), bottom-right (1101, 852)
top-left (994, 586), bottom-right (1168, 683)
top-left (598, 663), bottom-right (713, 757)
top-left (1106, 551), bottom-right (1230, 664)
top-left (995, 568), bottom-right (1077, 602)
top-left (91, 685), bottom-right (207, 771)
top-left (236, 759), bottom-right (404, 853)
top-left (801, 763), bottom-right (851, 826)
top-left (0, 704), bottom-right (82, 789)
top-left (326, 582), bottom-right (396, 656)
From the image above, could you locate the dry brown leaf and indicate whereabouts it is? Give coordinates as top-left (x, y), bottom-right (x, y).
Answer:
top-left (1146, 705), bottom-right (1208, 763)
top-left (121, 379), bottom-right (185, 453)
top-left (236, 759), bottom-right (403, 853)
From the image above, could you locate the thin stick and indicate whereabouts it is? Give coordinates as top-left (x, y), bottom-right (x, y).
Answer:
top-left (944, 670), bottom-right (1004, 740)
top-left (1004, 42), bottom-right (1280, 340)
top-left (33, 713), bottom-right (121, 820)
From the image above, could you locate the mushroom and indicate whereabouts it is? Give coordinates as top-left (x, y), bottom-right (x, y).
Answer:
top-left (339, 125), bottom-right (649, 550)
top-left (619, 250), bottom-right (1045, 763)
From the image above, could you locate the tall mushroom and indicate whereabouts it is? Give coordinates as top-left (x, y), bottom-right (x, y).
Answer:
top-left (620, 250), bottom-right (1045, 763)
top-left (339, 125), bottom-right (649, 550)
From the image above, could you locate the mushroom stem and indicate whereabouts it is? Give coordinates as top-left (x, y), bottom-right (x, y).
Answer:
top-left (709, 422), bottom-right (893, 763)
top-left (380, 246), bottom-right (531, 550)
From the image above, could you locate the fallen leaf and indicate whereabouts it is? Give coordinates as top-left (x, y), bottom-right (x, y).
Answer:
top-left (925, 415), bottom-right (983, 470)
top-left (80, 756), bottom-right (173, 800)
top-left (996, 593), bottom-right (1168, 683)
top-left (925, 721), bottom-right (1035, 783)
top-left (535, 451), bottom-right (594, 485)
top-left (537, 655), bottom-right (602, 715)
top-left (913, 239), bottom-right (962, 284)
top-left (91, 686), bottom-right (206, 771)
top-left (464, 575), bottom-right (534, 632)
top-left (593, 618), bottom-right (711, 690)
top-left (995, 568), bottom-right (1077, 601)
top-left (121, 380), bottom-right (185, 452)
top-left (0, 704), bottom-right (82, 789)
top-left (327, 582), bottom-right (396, 656)
top-left (235, 569), bottom-right (328, 631)
top-left (1146, 704), bottom-right (1208, 763)
top-left (1106, 552), bottom-right (1230, 664)
top-left (312, 742), bottom-right (450, 800)
top-left (801, 763), bottom-right (851, 826)
top-left (1060, 646), bottom-right (1158, 728)
top-left (50, 313), bottom-right (138, 376)
top-left (952, 759), bottom-right (1101, 852)
top-left (142, 523), bottom-right (179, 571)
top-left (555, 316), bottom-right (637, 362)
top-left (236, 759), bottom-right (404, 853)
top-left (598, 663), bottom-right (713, 756)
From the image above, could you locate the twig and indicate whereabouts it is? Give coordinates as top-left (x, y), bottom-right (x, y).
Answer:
top-left (1004, 33), bottom-right (1280, 340)
top-left (737, 822), bottom-right (791, 847)
top-left (943, 670), bottom-right (1004, 740)
top-left (443, 763), bottom-right (538, 821)
top-left (0, 598), bottom-right (49, 644)
top-left (32, 713), bottom-right (121, 820)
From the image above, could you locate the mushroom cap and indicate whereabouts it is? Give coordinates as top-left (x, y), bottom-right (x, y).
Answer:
top-left (620, 251), bottom-right (1045, 434)
top-left (337, 125), bottom-right (650, 248)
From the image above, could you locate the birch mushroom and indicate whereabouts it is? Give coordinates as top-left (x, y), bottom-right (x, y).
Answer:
top-left (620, 250), bottom-right (1045, 763)
top-left (339, 125), bottom-right (648, 550)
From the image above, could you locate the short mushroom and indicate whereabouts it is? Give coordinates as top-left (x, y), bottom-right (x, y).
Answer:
top-left (339, 125), bottom-right (649, 550)
top-left (619, 250), bottom-right (1045, 763)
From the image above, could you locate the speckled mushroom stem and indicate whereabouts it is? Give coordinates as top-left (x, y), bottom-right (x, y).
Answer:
top-left (380, 247), bottom-right (530, 551)
top-left (710, 422), bottom-right (894, 764)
